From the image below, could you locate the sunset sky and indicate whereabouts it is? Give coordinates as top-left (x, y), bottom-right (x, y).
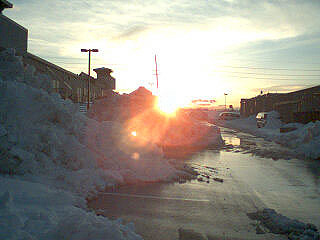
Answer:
top-left (5, 0), bottom-right (320, 107)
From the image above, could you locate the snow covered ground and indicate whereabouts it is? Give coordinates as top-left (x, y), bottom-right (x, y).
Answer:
top-left (222, 111), bottom-right (320, 159)
top-left (0, 176), bottom-right (142, 240)
top-left (0, 49), bottom-right (195, 239)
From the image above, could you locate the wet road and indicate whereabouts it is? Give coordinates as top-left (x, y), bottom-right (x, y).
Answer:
top-left (89, 128), bottom-right (320, 240)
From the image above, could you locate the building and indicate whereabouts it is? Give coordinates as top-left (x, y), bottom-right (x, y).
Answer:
top-left (23, 52), bottom-right (79, 101)
top-left (240, 85), bottom-right (320, 123)
top-left (0, 0), bottom-right (116, 104)
top-left (94, 67), bottom-right (115, 91)
top-left (0, 0), bottom-right (27, 55)
top-left (240, 93), bottom-right (284, 117)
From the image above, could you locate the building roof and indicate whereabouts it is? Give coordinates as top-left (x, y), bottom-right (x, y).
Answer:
top-left (79, 72), bottom-right (95, 80)
top-left (0, 0), bottom-right (13, 13)
top-left (287, 85), bottom-right (320, 95)
top-left (93, 67), bottom-right (113, 74)
top-left (25, 53), bottom-right (78, 78)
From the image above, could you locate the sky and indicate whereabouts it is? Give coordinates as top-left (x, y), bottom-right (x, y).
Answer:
top-left (4, 0), bottom-right (320, 107)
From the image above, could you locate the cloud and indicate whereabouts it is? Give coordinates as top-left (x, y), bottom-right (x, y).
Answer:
top-left (7, 0), bottom-right (320, 47)
top-left (113, 25), bottom-right (149, 40)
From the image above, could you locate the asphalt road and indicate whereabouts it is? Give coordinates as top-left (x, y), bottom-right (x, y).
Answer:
top-left (89, 128), bottom-right (320, 240)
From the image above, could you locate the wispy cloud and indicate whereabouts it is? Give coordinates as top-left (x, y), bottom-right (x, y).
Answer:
top-left (113, 25), bottom-right (149, 40)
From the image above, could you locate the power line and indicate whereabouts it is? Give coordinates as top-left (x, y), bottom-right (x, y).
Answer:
top-left (219, 65), bottom-right (320, 72)
top-left (215, 70), bottom-right (320, 77)
top-left (212, 55), bottom-right (320, 65)
top-left (217, 74), bottom-right (320, 81)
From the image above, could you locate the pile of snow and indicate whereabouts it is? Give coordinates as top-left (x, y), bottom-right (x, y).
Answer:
top-left (0, 177), bottom-right (142, 240)
top-left (224, 111), bottom-right (320, 159)
top-left (247, 208), bottom-right (319, 239)
top-left (161, 119), bottom-right (223, 148)
top-left (0, 49), bottom-right (189, 239)
top-left (224, 111), bottom-right (283, 139)
top-left (0, 48), bottom-right (184, 192)
top-left (276, 121), bottom-right (320, 159)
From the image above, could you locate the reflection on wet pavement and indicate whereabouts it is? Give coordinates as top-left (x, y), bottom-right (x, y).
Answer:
top-left (223, 135), bottom-right (241, 146)
top-left (89, 127), bottom-right (320, 240)
top-left (220, 127), bottom-right (304, 161)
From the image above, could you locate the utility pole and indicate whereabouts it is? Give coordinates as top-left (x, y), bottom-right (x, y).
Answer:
top-left (155, 54), bottom-right (159, 89)
top-left (224, 93), bottom-right (228, 111)
top-left (81, 48), bottom-right (99, 110)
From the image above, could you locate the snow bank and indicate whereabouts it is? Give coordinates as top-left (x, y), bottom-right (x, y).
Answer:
top-left (0, 49), bottom-right (189, 239)
top-left (276, 121), bottom-right (320, 159)
top-left (224, 111), bottom-right (320, 159)
top-left (0, 176), bottom-right (142, 240)
top-left (247, 208), bottom-right (319, 239)
top-left (162, 119), bottom-right (223, 148)
top-left (223, 111), bottom-right (282, 139)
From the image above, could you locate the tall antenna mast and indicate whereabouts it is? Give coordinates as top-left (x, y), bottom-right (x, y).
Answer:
top-left (155, 54), bottom-right (159, 89)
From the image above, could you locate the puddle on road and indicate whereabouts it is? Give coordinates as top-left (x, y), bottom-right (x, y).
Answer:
top-left (223, 135), bottom-right (240, 146)
top-left (220, 128), bottom-right (307, 161)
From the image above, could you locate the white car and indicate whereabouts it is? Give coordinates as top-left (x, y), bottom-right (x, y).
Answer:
top-left (256, 112), bottom-right (268, 128)
top-left (218, 112), bottom-right (240, 120)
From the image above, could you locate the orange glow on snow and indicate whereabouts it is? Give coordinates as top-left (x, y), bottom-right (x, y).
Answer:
top-left (131, 152), bottom-right (140, 160)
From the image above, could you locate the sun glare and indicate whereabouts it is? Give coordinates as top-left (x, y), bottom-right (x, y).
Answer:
top-left (157, 100), bottom-right (178, 115)
top-left (155, 95), bottom-right (190, 116)
top-left (131, 131), bottom-right (137, 136)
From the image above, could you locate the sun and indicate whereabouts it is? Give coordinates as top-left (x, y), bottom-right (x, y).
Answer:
top-left (157, 99), bottom-right (178, 115)
top-left (155, 95), bottom-right (189, 115)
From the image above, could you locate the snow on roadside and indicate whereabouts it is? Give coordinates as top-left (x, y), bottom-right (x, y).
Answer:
top-left (0, 176), bottom-right (142, 240)
top-left (0, 49), bottom-right (187, 239)
top-left (247, 208), bottom-right (319, 239)
top-left (223, 111), bottom-right (320, 159)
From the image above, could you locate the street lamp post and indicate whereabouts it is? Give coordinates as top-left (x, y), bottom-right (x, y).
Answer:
top-left (81, 48), bottom-right (98, 110)
top-left (224, 93), bottom-right (228, 110)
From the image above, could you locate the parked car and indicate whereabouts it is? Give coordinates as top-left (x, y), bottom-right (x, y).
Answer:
top-left (218, 112), bottom-right (240, 120)
top-left (256, 112), bottom-right (268, 128)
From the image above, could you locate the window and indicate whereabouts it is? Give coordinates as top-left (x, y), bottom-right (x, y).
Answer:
top-left (77, 88), bottom-right (81, 102)
top-left (52, 80), bottom-right (59, 91)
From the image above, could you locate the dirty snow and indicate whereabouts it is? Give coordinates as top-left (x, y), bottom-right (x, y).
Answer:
top-left (223, 111), bottom-right (320, 159)
top-left (247, 208), bottom-right (319, 239)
